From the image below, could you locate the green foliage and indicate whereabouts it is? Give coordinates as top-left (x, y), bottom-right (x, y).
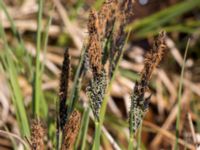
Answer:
top-left (126, 0), bottom-right (200, 38)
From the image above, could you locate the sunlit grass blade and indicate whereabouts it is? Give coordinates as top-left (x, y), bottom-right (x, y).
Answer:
top-left (175, 39), bottom-right (190, 149)
top-left (33, 0), bottom-right (44, 117)
top-left (134, 23), bottom-right (198, 38)
top-left (126, 0), bottom-right (200, 38)
top-left (3, 50), bottom-right (30, 137)
top-left (0, 0), bottom-right (32, 75)
top-left (128, 112), bottom-right (134, 150)
top-left (41, 7), bottom-right (53, 74)
top-left (0, 22), bottom-right (30, 138)
top-left (75, 107), bottom-right (90, 150)
top-left (67, 45), bottom-right (87, 115)
top-left (39, 7), bottom-right (54, 118)
top-left (80, 108), bottom-right (90, 150)
top-left (137, 120), bottom-right (143, 150)
top-left (0, 0), bottom-right (23, 44)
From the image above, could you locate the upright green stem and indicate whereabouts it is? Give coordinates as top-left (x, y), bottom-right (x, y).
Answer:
top-left (92, 121), bottom-right (100, 150)
top-left (175, 39), bottom-right (190, 149)
top-left (34, 0), bottom-right (43, 116)
top-left (128, 134), bottom-right (134, 150)
top-left (128, 111), bottom-right (134, 150)
top-left (68, 46), bottom-right (86, 115)
top-left (80, 108), bottom-right (90, 150)
top-left (137, 121), bottom-right (143, 150)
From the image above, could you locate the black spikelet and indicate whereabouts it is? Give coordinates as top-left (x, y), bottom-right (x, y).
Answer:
top-left (59, 49), bottom-right (70, 130)
top-left (129, 82), bottom-right (150, 133)
top-left (86, 70), bottom-right (107, 121)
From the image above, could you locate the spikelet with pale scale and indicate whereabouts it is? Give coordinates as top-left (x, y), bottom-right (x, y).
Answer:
top-left (129, 82), bottom-right (150, 133)
top-left (31, 119), bottom-right (45, 150)
top-left (86, 70), bottom-right (107, 121)
top-left (61, 110), bottom-right (81, 150)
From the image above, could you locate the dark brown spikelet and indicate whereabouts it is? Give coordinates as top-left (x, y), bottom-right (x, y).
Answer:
top-left (109, 0), bottom-right (135, 78)
top-left (129, 31), bottom-right (167, 134)
top-left (59, 49), bottom-right (70, 129)
top-left (61, 110), bottom-right (81, 150)
top-left (98, 0), bottom-right (118, 40)
top-left (87, 9), bottom-right (102, 75)
top-left (141, 31), bottom-right (167, 82)
top-left (31, 119), bottom-right (45, 150)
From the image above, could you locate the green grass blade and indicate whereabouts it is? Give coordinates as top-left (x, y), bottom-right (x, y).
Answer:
top-left (0, 22), bottom-right (30, 137)
top-left (75, 107), bottom-right (90, 150)
top-left (128, 111), bottom-right (134, 150)
top-left (137, 121), bottom-right (143, 150)
top-left (80, 108), bottom-right (90, 150)
top-left (6, 52), bottom-right (30, 137)
top-left (128, 136), bottom-right (134, 150)
top-left (0, 0), bottom-right (33, 76)
top-left (68, 46), bottom-right (87, 115)
top-left (126, 0), bottom-right (200, 37)
top-left (41, 8), bottom-right (53, 74)
top-left (175, 39), bottom-right (190, 149)
top-left (39, 7), bottom-right (54, 118)
top-left (33, 0), bottom-right (44, 116)
top-left (0, 0), bottom-right (23, 44)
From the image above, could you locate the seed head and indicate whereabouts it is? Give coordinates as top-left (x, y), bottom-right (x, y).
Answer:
top-left (88, 9), bottom-right (102, 75)
top-left (59, 49), bottom-right (70, 129)
top-left (61, 110), bottom-right (81, 150)
top-left (31, 119), bottom-right (45, 150)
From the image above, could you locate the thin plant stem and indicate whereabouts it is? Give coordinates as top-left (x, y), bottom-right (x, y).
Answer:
top-left (128, 104), bottom-right (134, 150)
top-left (74, 107), bottom-right (90, 150)
top-left (41, 8), bottom-right (53, 74)
top-left (175, 38), bottom-right (190, 149)
top-left (68, 46), bottom-right (86, 115)
top-left (33, 0), bottom-right (44, 116)
top-left (128, 135), bottom-right (134, 150)
top-left (137, 120), bottom-right (143, 150)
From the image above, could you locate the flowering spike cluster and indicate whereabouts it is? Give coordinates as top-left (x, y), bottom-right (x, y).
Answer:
top-left (59, 49), bottom-right (70, 130)
top-left (98, 0), bottom-right (118, 40)
top-left (31, 119), bottom-right (45, 150)
top-left (129, 31), bottom-right (167, 134)
top-left (87, 9), bottom-right (102, 75)
top-left (86, 0), bottom-right (135, 121)
top-left (61, 110), bottom-right (81, 150)
top-left (109, 0), bottom-right (135, 78)
top-left (86, 70), bottom-right (107, 121)
top-left (141, 31), bottom-right (166, 82)
top-left (129, 82), bottom-right (151, 133)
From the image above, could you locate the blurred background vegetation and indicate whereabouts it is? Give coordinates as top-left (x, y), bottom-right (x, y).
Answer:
top-left (0, 0), bottom-right (200, 149)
